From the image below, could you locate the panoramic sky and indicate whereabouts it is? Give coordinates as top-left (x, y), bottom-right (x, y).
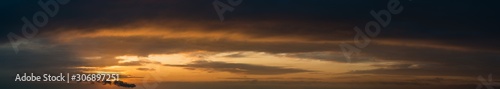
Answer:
top-left (1, 0), bottom-right (499, 89)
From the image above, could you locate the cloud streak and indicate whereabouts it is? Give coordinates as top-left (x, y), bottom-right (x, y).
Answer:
top-left (164, 60), bottom-right (313, 75)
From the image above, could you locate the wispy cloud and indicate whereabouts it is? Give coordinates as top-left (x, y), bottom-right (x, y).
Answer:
top-left (164, 60), bottom-right (313, 75)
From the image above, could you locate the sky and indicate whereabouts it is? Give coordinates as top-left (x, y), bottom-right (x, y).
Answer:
top-left (1, 0), bottom-right (500, 89)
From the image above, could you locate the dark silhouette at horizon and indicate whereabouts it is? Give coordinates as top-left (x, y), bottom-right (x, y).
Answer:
top-left (77, 80), bottom-right (136, 88)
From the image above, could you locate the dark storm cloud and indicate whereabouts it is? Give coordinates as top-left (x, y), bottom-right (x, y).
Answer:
top-left (164, 60), bottom-right (313, 75)
top-left (265, 40), bottom-right (500, 77)
top-left (0, 1), bottom-right (499, 87)
top-left (64, 36), bottom-right (340, 56)
top-left (0, 45), bottom-right (83, 72)
top-left (342, 42), bottom-right (500, 76)
top-left (1, 0), bottom-right (498, 50)
top-left (0, 39), bottom-right (120, 73)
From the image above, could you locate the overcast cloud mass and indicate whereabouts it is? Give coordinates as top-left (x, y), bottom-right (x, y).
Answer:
top-left (1, 0), bottom-right (499, 89)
